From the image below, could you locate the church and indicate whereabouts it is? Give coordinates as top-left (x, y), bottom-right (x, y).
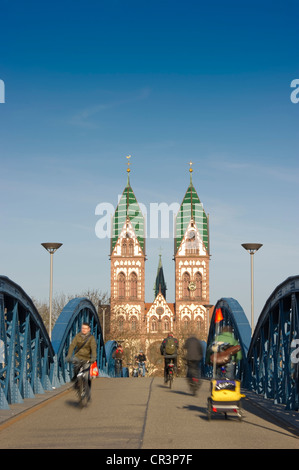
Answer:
top-left (106, 160), bottom-right (213, 374)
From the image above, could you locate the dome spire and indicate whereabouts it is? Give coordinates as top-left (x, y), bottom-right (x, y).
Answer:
top-left (174, 162), bottom-right (209, 255)
top-left (126, 154), bottom-right (131, 186)
top-left (189, 160), bottom-right (193, 184)
top-left (189, 161), bottom-right (194, 219)
top-left (111, 156), bottom-right (145, 254)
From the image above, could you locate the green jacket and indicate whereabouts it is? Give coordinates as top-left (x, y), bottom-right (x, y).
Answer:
top-left (207, 331), bottom-right (242, 363)
top-left (67, 333), bottom-right (97, 363)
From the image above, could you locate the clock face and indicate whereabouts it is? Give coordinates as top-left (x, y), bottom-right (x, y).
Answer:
top-left (188, 230), bottom-right (196, 240)
top-left (188, 281), bottom-right (196, 291)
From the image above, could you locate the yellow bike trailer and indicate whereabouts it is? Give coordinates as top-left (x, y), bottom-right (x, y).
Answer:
top-left (207, 379), bottom-right (245, 421)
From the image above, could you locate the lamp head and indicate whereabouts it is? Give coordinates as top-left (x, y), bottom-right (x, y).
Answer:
top-left (241, 243), bottom-right (263, 254)
top-left (41, 243), bottom-right (63, 254)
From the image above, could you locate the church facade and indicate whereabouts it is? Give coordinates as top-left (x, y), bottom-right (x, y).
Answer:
top-left (107, 163), bottom-right (213, 374)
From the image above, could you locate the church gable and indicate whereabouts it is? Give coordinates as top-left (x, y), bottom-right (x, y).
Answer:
top-left (147, 292), bottom-right (173, 316)
top-left (145, 293), bottom-right (175, 333)
top-left (176, 219), bottom-right (208, 257)
top-left (111, 218), bottom-right (144, 258)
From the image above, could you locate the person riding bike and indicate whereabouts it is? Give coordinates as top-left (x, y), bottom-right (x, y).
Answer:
top-left (112, 343), bottom-right (124, 377)
top-left (207, 325), bottom-right (242, 380)
top-left (183, 335), bottom-right (203, 388)
top-left (160, 332), bottom-right (179, 382)
top-left (135, 350), bottom-right (147, 376)
top-left (66, 322), bottom-right (97, 400)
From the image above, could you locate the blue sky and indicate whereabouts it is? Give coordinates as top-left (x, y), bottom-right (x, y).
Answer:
top-left (0, 0), bottom-right (298, 329)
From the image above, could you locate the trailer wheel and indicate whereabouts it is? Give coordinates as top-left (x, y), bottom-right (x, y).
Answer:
top-left (207, 398), bottom-right (212, 421)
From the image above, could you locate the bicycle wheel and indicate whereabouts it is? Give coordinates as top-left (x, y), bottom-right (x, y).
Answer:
top-left (207, 397), bottom-right (212, 421)
top-left (78, 376), bottom-right (89, 407)
top-left (169, 372), bottom-right (173, 389)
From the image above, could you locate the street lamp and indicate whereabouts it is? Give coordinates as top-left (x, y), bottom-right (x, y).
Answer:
top-left (241, 243), bottom-right (263, 336)
top-left (41, 243), bottom-right (63, 339)
top-left (100, 305), bottom-right (107, 343)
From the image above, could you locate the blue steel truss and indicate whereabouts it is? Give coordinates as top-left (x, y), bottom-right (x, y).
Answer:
top-left (105, 340), bottom-right (118, 377)
top-left (51, 297), bottom-right (108, 384)
top-left (205, 297), bottom-right (252, 386)
top-left (0, 276), bottom-right (55, 409)
top-left (1, 274), bottom-right (298, 412)
top-left (247, 276), bottom-right (299, 410)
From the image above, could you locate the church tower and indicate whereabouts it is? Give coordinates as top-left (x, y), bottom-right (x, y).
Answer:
top-left (109, 157), bottom-right (146, 339)
top-left (174, 163), bottom-right (211, 340)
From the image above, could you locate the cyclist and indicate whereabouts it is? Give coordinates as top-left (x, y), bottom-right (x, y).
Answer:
top-left (207, 325), bottom-right (242, 380)
top-left (66, 322), bottom-right (97, 400)
top-left (135, 350), bottom-right (147, 376)
top-left (112, 343), bottom-right (124, 377)
top-left (183, 335), bottom-right (203, 392)
top-left (160, 332), bottom-right (179, 382)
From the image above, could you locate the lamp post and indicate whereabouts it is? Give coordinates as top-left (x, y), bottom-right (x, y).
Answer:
top-left (41, 243), bottom-right (63, 339)
top-left (101, 306), bottom-right (107, 343)
top-left (241, 243), bottom-right (263, 336)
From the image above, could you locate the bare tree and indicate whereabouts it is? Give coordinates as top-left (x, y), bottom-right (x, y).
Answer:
top-left (32, 288), bottom-right (110, 334)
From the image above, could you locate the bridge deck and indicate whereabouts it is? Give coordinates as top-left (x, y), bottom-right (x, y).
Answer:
top-left (0, 377), bottom-right (298, 449)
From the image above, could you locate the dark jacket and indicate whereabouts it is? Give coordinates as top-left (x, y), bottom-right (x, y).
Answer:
top-left (160, 336), bottom-right (179, 356)
top-left (67, 333), bottom-right (97, 363)
top-left (183, 336), bottom-right (203, 361)
top-left (136, 353), bottom-right (146, 362)
top-left (112, 347), bottom-right (124, 360)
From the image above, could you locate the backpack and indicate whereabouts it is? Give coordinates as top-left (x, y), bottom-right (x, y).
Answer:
top-left (165, 337), bottom-right (176, 355)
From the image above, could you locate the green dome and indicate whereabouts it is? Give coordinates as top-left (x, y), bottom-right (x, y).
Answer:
top-left (175, 181), bottom-right (209, 254)
top-left (111, 179), bottom-right (145, 253)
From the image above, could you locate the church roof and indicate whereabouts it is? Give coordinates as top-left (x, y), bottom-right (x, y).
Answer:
top-left (174, 176), bottom-right (209, 254)
top-left (111, 176), bottom-right (145, 253)
top-left (154, 254), bottom-right (167, 299)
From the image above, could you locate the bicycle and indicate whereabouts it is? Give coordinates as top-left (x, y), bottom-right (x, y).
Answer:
top-left (114, 358), bottom-right (123, 377)
top-left (166, 359), bottom-right (175, 389)
top-left (70, 358), bottom-right (91, 407)
top-left (138, 361), bottom-right (146, 377)
top-left (185, 359), bottom-right (201, 396)
top-left (127, 362), bottom-right (138, 377)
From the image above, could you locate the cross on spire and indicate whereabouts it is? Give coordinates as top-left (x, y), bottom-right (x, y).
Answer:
top-left (189, 161), bottom-right (193, 183)
top-left (126, 155), bottom-right (131, 173)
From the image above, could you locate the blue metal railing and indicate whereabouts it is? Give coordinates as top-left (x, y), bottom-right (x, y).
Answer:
top-left (0, 276), bottom-right (55, 409)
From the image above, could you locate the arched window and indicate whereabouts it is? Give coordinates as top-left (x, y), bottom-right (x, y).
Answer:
top-left (194, 272), bottom-right (202, 299)
top-left (196, 317), bottom-right (203, 333)
top-left (182, 272), bottom-right (190, 298)
top-left (183, 317), bottom-right (189, 331)
top-left (128, 240), bottom-right (134, 256)
top-left (130, 272), bottom-right (138, 299)
top-left (121, 240), bottom-right (127, 256)
top-left (164, 316), bottom-right (170, 332)
top-left (151, 318), bottom-right (157, 332)
top-left (118, 272), bottom-right (126, 298)
top-left (131, 316), bottom-right (137, 331)
top-left (118, 317), bottom-right (124, 332)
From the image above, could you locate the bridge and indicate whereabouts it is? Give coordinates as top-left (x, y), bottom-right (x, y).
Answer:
top-left (0, 274), bottom-right (298, 450)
